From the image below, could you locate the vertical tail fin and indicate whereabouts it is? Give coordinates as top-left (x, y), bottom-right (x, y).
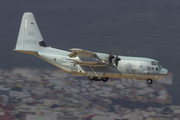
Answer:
top-left (15, 12), bottom-right (46, 52)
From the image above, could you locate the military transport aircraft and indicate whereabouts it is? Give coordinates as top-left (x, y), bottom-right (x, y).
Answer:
top-left (14, 12), bottom-right (168, 84)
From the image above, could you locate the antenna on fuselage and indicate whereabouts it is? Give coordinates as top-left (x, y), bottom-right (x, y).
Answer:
top-left (127, 51), bottom-right (137, 57)
top-left (128, 51), bottom-right (130, 56)
top-left (134, 51), bottom-right (136, 57)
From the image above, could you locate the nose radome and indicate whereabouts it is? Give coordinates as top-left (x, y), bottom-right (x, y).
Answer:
top-left (159, 68), bottom-right (168, 75)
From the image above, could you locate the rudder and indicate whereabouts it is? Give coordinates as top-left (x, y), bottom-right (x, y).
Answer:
top-left (15, 12), bottom-right (46, 52)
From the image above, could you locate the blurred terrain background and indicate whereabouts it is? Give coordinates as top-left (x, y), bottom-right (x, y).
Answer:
top-left (0, 0), bottom-right (180, 103)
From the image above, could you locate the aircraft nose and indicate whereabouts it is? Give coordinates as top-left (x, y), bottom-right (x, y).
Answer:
top-left (159, 68), bottom-right (168, 75)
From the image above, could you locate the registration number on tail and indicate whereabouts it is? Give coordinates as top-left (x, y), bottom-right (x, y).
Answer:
top-left (24, 39), bottom-right (36, 44)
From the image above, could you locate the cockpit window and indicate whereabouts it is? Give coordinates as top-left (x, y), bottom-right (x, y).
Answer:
top-left (151, 61), bottom-right (160, 66)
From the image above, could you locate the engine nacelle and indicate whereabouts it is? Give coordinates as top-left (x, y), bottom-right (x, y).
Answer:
top-left (68, 57), bottom-right (99, 64)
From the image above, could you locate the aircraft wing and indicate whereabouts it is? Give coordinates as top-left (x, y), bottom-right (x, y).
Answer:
top-left (68, 48), bottom-right (108, 67)
top-left (68, 48), bottom-right (96, 57)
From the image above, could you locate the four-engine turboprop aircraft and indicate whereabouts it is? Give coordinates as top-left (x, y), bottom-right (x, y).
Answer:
top-left (14, 12), bottom-right (168, 84)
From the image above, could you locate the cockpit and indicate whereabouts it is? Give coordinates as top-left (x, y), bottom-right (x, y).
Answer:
top-left (151, 61), bottom-right (159, 66)
top-left (151, 61), bottom-right (162, 70)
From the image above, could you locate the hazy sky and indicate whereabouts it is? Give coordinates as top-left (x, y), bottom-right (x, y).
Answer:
top-left (0, 1), bottom-right (179, 77)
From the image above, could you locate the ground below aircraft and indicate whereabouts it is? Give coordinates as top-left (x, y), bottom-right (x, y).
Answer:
top-left (14, 12), bottom-right (168, 84)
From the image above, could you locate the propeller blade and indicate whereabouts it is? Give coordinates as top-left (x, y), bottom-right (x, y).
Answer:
top-left (108, 48), bottom-right (115, 65)
top-left (115, 49), bottom-right (121, 67)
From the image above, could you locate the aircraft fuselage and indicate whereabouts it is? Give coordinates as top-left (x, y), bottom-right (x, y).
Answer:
top-left (29, 47), bottom-right (168, 82)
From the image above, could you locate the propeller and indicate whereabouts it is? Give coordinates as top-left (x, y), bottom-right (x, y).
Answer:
top-left (108, 48), bottom-right (115, 65)
top-left (115, 49), bottom-right (121, 67)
